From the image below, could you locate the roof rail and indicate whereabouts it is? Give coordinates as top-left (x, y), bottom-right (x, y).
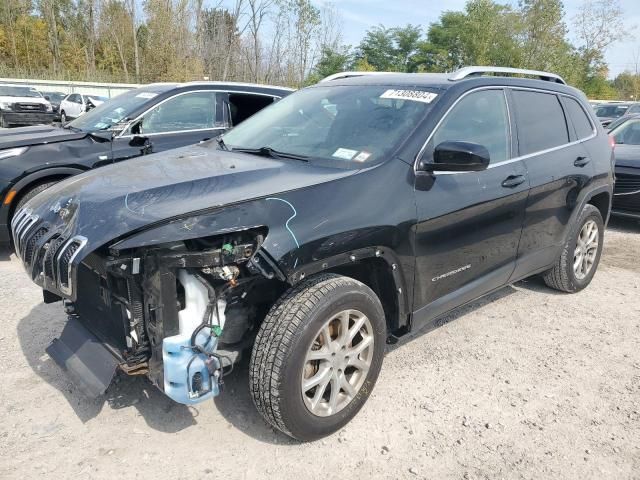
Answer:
top-left (319, 71), bottom-right (397, 83)
top-left (450, 66), bottom-right (566, 85)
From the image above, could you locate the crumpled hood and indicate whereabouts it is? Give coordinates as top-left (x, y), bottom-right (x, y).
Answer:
top-left (0, 125), bottom-right (86, 150)
top-left (25, 144), bottom-right (355, 250)
top-left (614, 145), bottom-right (640, 169)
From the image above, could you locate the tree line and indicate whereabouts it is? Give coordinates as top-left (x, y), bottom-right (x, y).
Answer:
top-left (0, 0), bottom-right (638, 99)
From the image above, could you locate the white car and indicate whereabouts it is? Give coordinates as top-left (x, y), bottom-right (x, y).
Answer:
top-left (0, 84), bottom-right (54, 128)
top-left (59, 93), bottom-right (108, 123)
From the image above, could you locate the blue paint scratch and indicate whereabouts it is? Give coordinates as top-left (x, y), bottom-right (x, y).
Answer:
top-left (266, 197), bottom-right (300, 248)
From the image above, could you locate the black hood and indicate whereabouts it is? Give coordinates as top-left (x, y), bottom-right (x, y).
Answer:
top-left (614, 144), bottom-right (640, 169)
top-left (0, 125), bottom-right (86, 149)
top-left (25, 144), bottom-right (355, 251)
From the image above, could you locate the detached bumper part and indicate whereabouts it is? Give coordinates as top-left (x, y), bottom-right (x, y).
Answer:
top-left (45, 317), bottom-right (119, 398)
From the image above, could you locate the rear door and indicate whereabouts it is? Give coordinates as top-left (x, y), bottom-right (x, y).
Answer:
top-left (509, 89), bottom-right (596, 279)
top-left (111, 90), bottom-right (224, 162)
top-left (412, 87), bottom-right (530, 327)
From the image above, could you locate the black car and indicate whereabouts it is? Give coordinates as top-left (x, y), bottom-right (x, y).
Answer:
top-left (12, 66), bottom-right (613, 441)
top-left (0, 82), bottom-right (293, 245)
top-left (609, 114), bottom-right (640, 218)
top-left (40, 91), bottom-right (67, 121)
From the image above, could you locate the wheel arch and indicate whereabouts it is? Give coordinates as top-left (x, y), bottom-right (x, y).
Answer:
top-left (286, 246), bottom-right (411, 335)
top-left (7, 167), bottom-right (86, 217)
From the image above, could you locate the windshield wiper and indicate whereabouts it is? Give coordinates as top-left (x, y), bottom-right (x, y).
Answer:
top-left (231, 146), bottom-right (309, 162)
top-left (62, 124), bottom-right (81, 132)
top-left (216, 136), bottom-right (229, 151)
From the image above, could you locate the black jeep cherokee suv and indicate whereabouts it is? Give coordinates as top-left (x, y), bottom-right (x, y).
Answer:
top-left (12, 66), bottom-right (614, 441)
top-left (0, 81), bottom-right (292, 246)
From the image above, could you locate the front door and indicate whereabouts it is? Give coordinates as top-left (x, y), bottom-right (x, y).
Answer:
top-left (111, 90), bottom-right (224, 163)
top-left (412, 88), bottom-right (530, 329)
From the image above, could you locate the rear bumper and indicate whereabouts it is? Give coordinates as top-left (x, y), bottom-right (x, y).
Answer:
top-left (1, 111), bottom-right (55, 125)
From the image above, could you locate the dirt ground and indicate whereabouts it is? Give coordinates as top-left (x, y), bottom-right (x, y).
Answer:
top-left (0, 217), bottom-right (639, 480)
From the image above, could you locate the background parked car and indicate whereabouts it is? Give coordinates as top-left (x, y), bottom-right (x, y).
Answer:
top-left (59, 93), bottom-right (108, 123)
top-left (594, 102), bottom-right (640, 128)
top-left (40, 91), bottom-right (67, 122)
top-left (0, 84), bottom-right (54, 128)
top-left (609, 114), bottom-right (640, 219)
top-left (0, 81), bottom-right (293, 245)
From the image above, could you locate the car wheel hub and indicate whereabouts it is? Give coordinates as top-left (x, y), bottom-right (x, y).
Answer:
top-left (301, 309), bottom-right (374, 417)
top-left (573, 219), bottom-right (599, 280)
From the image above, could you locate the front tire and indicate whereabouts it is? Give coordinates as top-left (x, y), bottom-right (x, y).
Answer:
top-left (0, 114), bottom-right (8, 128)
top-left (60, 111), bottom-right (67, 124)
top-left (543, 204), bottom-right (604, 292)
top-left (249, 273), bottom-right (386, 441)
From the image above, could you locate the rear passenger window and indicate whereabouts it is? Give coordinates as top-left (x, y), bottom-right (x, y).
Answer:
top-left (431, 89), bottom-right (510, 163)
top-left (512, 90), bottom-right (568, 155)
top-left (564, 97), bottom-right (594, 140)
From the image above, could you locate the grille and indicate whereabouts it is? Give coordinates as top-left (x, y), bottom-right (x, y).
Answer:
top-left (614, 174), bottom-right (640, 195)
top-left (613, 191), bottom-right (640, 212)
top-left (58, 239), bottom-right (82, 289)
top-left (14, 102), bottom-right (46, 112)
top-left (11, 209), bottom-right (87, 297)
top-left (23, 227), bottom-right (48, 266)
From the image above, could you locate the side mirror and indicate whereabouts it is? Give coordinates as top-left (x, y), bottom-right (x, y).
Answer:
top-left (420, 141), bottom-right (490, 172)
top-left (44, 95), bottom-right (50, 101)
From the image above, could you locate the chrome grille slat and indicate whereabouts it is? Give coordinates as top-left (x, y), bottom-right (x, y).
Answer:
top-left (56, 236), bottom-right (88, 296)
top-left (17, 215), bottom-right (39, 256)
top-left (11, 208), bottom-right (87, 298)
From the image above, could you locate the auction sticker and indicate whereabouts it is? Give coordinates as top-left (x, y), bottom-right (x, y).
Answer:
top-left (380, 89), bottom-right (438, 104)
top-left (136, 92), bottom-right (158, 99)
top-left (332, 148), bottom-right (358, 160)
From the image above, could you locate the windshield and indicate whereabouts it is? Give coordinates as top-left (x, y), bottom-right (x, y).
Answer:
top-left (0, 85), bottom-right (42, 98)
top-left (610, 118), bottom-right (640, 145)
top-left (221, 85), bottom-right (437, 164)
top-left (69, 89), bottom-right (159, 132)
top-left (595, 104), bottom-right (629, 118)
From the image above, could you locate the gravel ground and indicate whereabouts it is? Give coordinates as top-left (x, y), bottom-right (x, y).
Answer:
top-left (0, 217), bottom-right (639, 480)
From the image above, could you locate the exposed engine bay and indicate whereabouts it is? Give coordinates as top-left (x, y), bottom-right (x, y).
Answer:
top-left (59, 229), bottom-right (285, 404)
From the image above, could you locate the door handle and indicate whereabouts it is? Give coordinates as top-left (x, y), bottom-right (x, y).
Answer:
top-left (501, 175), bottom-right (526, 188)
top-left (574, 156), bottom-right (590, 167)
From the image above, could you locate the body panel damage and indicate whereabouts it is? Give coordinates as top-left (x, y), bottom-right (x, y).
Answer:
top-left (16, 148), bottom-right (415, 404)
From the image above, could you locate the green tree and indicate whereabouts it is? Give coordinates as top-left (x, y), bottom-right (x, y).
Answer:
top-left (305, 45), bottom-right (352, 84)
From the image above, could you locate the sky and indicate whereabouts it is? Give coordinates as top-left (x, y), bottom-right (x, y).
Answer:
top-left (311, 0), bottom-right (640, 78)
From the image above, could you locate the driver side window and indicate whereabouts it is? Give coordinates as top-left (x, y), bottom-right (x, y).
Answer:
top-left (135, 91), bottom-right (217, 134)
top-left (431, 89), bottom-right (510, 164)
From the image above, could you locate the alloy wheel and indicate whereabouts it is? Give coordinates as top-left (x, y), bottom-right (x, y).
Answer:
top-left (301, 309), bottom-right (374, 417)
top-left (573, 219), bottom-right (599, 280)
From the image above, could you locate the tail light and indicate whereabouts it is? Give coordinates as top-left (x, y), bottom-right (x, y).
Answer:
top-left (608, 134), bottom-right (616, 150)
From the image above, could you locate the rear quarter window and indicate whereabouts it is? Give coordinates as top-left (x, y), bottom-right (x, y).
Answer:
top-left (512, 90), bottom-right (569, 155)
top-left (564, 97), bottom-right (595, 140)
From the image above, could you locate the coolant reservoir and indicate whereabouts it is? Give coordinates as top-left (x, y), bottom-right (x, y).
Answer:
top-left (162, 270), bottom-right (225, 404)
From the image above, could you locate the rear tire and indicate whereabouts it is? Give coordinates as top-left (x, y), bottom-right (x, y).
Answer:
top-left (249, 273), bottom-right (386, 441)
top-left (0, 114), bottom-right (8, 128)
top-left (543, 204), bottom-right (604, 293)
top-left (60, 111), bottom-right (67, 124)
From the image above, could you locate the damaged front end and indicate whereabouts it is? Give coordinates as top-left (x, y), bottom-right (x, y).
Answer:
top-left (46, 228), bottom-right (285, 403)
